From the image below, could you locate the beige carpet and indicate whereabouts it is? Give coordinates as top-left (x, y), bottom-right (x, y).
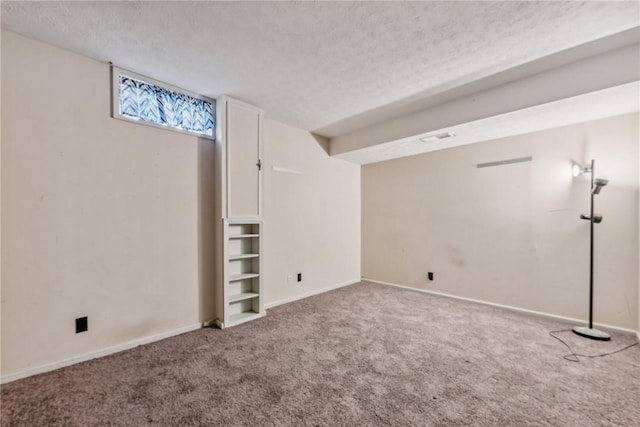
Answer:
top-left (2, 282), bottom-right (639, 426)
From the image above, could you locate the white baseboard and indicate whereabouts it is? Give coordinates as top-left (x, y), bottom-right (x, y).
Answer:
top-left (1, 322), bottom-right (202, 384)
top-left (265, 278), bottom-right (360, 310)
top-left (364, 278), bottom-right (639, 336)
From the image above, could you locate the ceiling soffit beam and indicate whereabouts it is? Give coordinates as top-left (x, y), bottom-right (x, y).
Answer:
top-left (329, 43), bottom-right (640, 157)
top-left (316, 28), bottom-right (640, 138)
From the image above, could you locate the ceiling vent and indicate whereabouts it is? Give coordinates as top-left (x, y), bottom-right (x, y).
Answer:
top-left (419, 132), bottom-right (456, 143)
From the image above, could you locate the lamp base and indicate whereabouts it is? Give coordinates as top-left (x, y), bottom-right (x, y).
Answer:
top-left (572, 326), bottom-right (611, 341)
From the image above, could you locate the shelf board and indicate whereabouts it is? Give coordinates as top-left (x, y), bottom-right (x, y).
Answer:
top-left (229, 253), bottom-right (259, 260)
top-left (229, 311), bottom-right (261, 325)
top-left (229, 292), bottom-right (260, 303)
top-left (229, 234), bottom-right (259, 239)
top-left (229, 273), bottom-right (260, 282)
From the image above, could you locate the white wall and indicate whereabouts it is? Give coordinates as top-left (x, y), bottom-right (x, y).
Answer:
top-left (362, 113), bottom-right (639, 330)
top-left (263, 120), bottom-right (361, 306)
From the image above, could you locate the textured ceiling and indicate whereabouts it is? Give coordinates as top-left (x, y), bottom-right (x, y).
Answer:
top-left (1, 1), bottom-right (639, 136)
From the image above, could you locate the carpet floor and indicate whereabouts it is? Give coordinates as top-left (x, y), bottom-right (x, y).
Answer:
top-left (1, 282), bottom-right (639, 426)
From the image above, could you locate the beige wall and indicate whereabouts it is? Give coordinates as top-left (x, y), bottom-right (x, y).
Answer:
top-left (263, 120), bottom-right (361, 305)
top-left (362, 113), bottom-right (639, 330)
top-left (1, 31), bottom-right (205, 377)
top-left (0, 30), bottom-right (3, 371)
top-left (1, 31), bottom-right (362, 378)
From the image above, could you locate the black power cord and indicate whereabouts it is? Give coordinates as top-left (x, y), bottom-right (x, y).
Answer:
top-left (549, 329), bottom-right (639, 362)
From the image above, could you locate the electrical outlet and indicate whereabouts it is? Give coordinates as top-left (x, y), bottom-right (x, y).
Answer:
top-left (428, 272), bottom-right (434, 281)
top-left (297, 273), bottom-right (302, 282)
top-left (75, 316), bottom-right (88, 333)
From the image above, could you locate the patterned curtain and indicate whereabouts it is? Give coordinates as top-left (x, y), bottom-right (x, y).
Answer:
top-left (119, 75), bottom-right (214, 136)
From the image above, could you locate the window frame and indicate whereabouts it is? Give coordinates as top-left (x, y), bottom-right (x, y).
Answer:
top-left (111, 66), bottom-right (215, 140)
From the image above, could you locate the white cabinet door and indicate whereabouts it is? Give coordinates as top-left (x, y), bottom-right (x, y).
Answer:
top-left (226, 100), bottom-right (262, 218)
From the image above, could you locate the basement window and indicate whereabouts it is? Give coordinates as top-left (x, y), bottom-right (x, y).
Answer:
top-left (112, 66), bottom-right (215, 139)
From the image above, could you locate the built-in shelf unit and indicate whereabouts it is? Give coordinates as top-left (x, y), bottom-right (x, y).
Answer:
top-left (223, 219), bottom-right (264, 327)
top-left (212, 97), bottom-right (264, 329)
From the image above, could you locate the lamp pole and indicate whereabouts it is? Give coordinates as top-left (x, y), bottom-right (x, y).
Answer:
top-left (572, 158), bottom-right (610, 341)
top-left (588, 159), bottom-right (594, 330)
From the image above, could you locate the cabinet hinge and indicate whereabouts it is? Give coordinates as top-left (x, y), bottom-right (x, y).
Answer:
top-left (256, 159), bottom-right (262, 171)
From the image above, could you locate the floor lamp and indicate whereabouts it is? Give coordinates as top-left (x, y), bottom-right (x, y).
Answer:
top-left (572, 159), bottom-right (610, 341)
